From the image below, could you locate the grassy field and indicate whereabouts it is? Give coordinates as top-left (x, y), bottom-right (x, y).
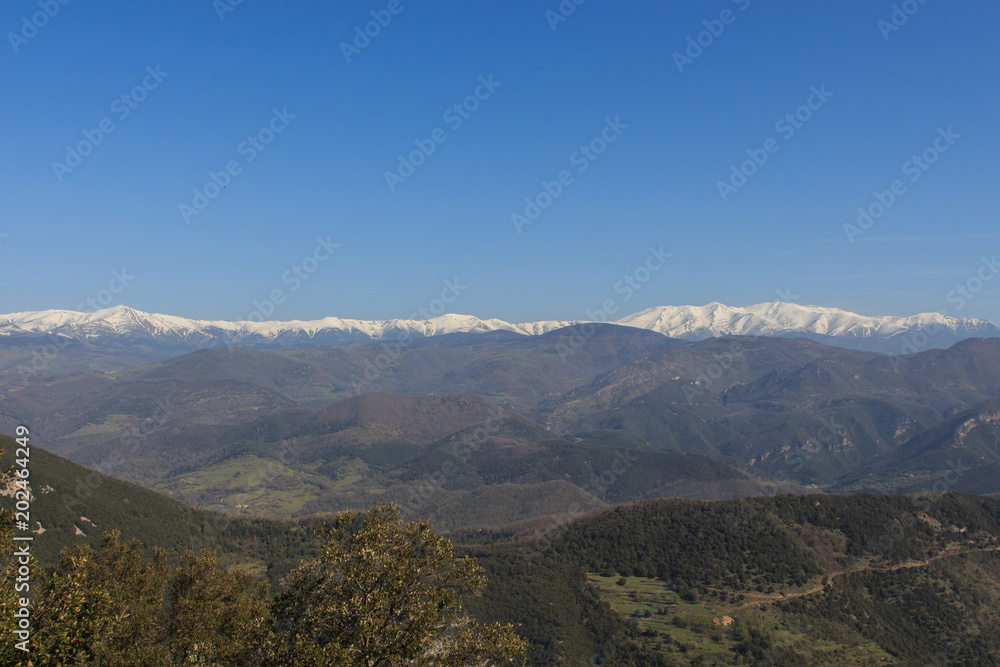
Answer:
top-left (586, 574), bottom-right (896, 665)
top-left (330, 457), bottom-right (368, 488)
top-left (62, 413), bottom-right (133, 438)
top-left (156, 453), bottom-right (327, 516)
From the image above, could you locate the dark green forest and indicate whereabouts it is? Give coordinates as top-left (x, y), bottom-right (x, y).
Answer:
top-left (6, 433), bottom-right (1000, 665)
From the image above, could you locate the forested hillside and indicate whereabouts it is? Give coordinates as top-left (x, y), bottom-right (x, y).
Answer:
top-left (6, 430), bottom-right (1000, 665)
top-left (468, 493), bottom-right (1000, 665)
top-left (5, 334), bottom-right (1000, 518)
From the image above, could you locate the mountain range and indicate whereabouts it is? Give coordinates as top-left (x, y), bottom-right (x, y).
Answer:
top-left (5, 322), bottom-right (1000, 527)
top-left (6, 305), bottom-right (1000, 664)
top-left (3, 301), bottom-right (998, 353)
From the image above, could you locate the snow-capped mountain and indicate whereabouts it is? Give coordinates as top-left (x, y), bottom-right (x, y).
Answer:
top-left (617, 302), bottom-right (1000, 345)
top-left (0, 306), bottom-right (577, 349)
top-left (0, 303), bottom-right (997, 353)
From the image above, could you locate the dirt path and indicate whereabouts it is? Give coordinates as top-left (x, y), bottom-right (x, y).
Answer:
top-left (738, 544), bottom-right (1000, 609)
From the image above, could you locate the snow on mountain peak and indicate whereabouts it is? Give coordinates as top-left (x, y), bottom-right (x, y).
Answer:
top-left (614, 302), bottom-right (997, 342)
top-left (0, 302), bottom-right (996, 353)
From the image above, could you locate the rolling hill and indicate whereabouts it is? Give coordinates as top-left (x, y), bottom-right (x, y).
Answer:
top-left (0, 433), bottom-right (319, 581)
top-left (4, 331), bottom-right (1000, 532)
top-left (7, 430), bottom-right (1000, 665)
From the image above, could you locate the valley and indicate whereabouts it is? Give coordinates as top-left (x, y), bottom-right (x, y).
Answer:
top-left (4, 326), bottom-right (1000, 530)
top-left (5, 319), bottom-right (1000, 664)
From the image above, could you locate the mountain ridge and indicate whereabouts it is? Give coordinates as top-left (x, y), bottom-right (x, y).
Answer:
top-left (3, 301), bottom-right (998, 353)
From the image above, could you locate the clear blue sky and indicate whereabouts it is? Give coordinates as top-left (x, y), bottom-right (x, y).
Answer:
top-left (3, 0), bottom-right (999, 324)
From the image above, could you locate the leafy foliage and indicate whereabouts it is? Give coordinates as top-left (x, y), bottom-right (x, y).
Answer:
top-left (269, 503), bottom-right (528, 665)
top-left (0, 531), bottom-right (270, 666)
top-left (0, 503), bottom-right (526, 666)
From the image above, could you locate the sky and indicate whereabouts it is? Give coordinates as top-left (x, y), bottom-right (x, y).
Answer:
top-left (2, 0), bottom-right (999, 324)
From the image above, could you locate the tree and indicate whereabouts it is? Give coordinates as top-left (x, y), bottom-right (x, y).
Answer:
top-left (1, 530), bottom-right (270, 666)
top-left (269, 503), bottom-right (528, 665)
top-left (2, 494), bottom-right (526, 665)
top-left (165, 548), bottom-right (272, 664)
top-left (38, 532), bottom-right (169, 665)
